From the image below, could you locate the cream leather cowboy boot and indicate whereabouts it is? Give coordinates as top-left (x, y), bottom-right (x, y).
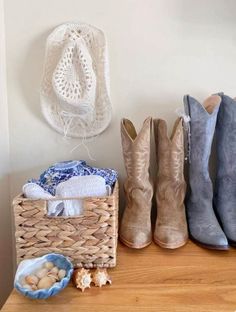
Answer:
top-left (153, 118), bottom-right (188, 249)
top-left (119, 117), bottom-right (153, 249)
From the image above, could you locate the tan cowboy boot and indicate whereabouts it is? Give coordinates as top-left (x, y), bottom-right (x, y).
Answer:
top-left (119, 117), bottom-right (153, 249)
top-left (153, 117), bottom-right (188, 249)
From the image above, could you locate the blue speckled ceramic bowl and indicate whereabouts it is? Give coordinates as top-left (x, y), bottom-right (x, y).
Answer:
top-left (14, 254), bottom-right (73, 299)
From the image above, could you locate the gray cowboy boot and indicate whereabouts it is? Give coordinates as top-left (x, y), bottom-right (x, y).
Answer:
top-left (215, 94), bottom-right (236, 246)
top-left (184, 94), bottom-right (228, 250)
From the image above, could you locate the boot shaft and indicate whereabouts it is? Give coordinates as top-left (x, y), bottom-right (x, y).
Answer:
top-left (121, 117), bottom-right (152, 186)
top-left (154, 118), bottom-right (185, 184)
top-left (184, 95), bottom-right (220, 176)
top-left (216, 94), bottom-right (236, 177)
top-left (215, 94), bottom-right (236, 244)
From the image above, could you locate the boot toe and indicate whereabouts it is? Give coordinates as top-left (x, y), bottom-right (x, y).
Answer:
top-left (119, 226), bottom-right (152, 249)
top-left (216, 206), bottom-right (236, 246)
top-left (188, 206), bottom-right (229, 250)
top-left (190, 229), bottom-right (229, 250)
top-left (154, 226), bottom-right (188, 249)
top-left (221, 226), bottom-right (236, 247)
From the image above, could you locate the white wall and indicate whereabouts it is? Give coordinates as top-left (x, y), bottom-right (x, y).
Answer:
top-left (4, 0), bottom-right (236, 199)
top-left (0, 0), bottom-right (12, 307)
top-left (2, 0), bottom-right (236, 303)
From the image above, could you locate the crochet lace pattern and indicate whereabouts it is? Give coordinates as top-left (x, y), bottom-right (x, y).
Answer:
top-left (40, 22), bottom-right (112, 138)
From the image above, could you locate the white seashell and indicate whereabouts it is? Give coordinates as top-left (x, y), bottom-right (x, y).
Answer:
top-left (25, 275), bottom-right (39, 286)
top-left (31, 284), bottom-right (38, 291)
top-left (37, 276), bottom-right (54, 289)
top-left (22, 284), bottom-right (32, 290)
top-left (44, 261), bottom-right (54, 270)
top-left (20, 277), bottom-right (26, 286)
top-left (58, 269), bottom-right (66, 280)
top-left (73, 268), bottom-right (92, 292)
top-left (50, 267), bottom-right (59, 275)
top-left (92, 268), bottom-right (112, 287)
top-left (36, 268), bottom-right (48, 279)
top-left (47, 272), bottom-right (59, 282)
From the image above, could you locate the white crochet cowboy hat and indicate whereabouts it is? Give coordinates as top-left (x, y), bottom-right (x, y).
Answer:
top-left (40, 22), bottom-right (112, 138)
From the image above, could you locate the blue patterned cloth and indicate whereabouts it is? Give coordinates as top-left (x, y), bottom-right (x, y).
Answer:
top-left (29, 160), bottom-right (118, 195)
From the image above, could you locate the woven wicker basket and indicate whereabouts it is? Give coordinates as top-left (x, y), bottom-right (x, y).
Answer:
top-left (13, 181), bottom-right (118, 268)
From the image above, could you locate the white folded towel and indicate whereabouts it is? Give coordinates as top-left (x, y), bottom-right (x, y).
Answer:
top-left (56, 175), bottom-right (110, 216)
top-left (22, 183), bottom-right (64, 216)
top-left (23, 183), bottom-right (53, 200)
top-left (23, 175), bottom-right (111, 217)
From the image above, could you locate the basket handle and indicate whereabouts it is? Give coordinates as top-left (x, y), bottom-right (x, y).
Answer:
top-left (45, 185), bottom-right (112, 218)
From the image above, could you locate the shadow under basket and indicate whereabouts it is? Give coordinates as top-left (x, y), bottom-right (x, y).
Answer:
top-left (13, 181), bottom-right (119, 268)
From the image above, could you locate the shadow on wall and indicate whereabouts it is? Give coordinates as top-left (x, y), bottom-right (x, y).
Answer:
top-left (0, 255), bottom-right (13, 308)
top-left (0, 175), bottom-right (13, 308)
top-left (18, 29), bottom-right (52, 125)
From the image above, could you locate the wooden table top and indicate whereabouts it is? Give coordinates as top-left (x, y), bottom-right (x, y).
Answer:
top-left (2, 241), bottom-right (236, 312)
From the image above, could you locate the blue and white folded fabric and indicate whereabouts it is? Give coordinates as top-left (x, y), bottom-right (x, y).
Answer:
top-left (23, 161), bottom-right (117, 216)
top-left (28, 160), bottom-right (117, 195)
top-left (23, 175), bottom-right (111, 216)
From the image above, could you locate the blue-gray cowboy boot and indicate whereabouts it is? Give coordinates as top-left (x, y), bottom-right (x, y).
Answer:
top-left (184, 94), bottom-right (228, 250)
top-left (215, 94), bottom-right (236, 246)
